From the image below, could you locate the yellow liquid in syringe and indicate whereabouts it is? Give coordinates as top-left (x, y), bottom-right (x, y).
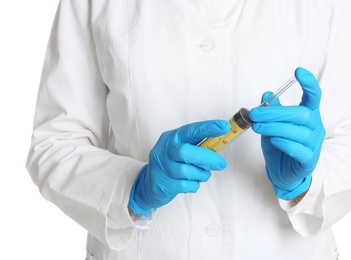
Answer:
top-left (199, 107), bottom-right (252, 152)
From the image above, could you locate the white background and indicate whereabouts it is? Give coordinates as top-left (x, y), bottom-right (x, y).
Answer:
top-left (0, 1), bottom-right (350, 259)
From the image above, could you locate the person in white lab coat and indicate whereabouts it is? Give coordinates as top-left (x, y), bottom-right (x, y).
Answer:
top-left (27, 1), bottom-right (351, 259)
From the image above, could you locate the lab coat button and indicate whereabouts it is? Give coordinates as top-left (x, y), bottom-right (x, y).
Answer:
top-left (199, 39), bottom-right (215, 52)
top-left (205, 223), bottom-right (220, 237)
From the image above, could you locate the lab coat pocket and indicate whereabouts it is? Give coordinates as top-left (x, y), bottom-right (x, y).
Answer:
top-left (86, 251), bottom-right (99, 260)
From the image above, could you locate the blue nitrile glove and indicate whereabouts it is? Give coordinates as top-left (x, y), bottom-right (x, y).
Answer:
top-left (249, 68), bottom-right (325, 200)
top-left (128, 120), bottom-right (230, 216)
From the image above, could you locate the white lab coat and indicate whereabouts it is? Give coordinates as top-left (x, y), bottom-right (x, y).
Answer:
top-left (26, 0), bottom-right (351, 259)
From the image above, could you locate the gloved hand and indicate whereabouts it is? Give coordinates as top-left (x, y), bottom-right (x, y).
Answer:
top-left (249, 68), bottom-right (325, 200)
top-left (128, 120), bottom-right (230, 216)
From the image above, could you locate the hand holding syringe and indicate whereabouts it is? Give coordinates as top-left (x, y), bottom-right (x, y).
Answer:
top-left (198, 76), bottom-right (297, 152)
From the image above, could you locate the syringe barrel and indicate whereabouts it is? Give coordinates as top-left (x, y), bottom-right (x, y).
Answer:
top-left (198, 107), bottom-right (252, 152)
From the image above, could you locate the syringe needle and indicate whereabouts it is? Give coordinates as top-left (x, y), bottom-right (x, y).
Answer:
top-left (259, 77), bottom-right (297, 107)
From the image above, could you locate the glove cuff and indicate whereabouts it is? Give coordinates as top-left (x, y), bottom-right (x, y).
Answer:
top-left (273, 174), bottom-right (312, 201)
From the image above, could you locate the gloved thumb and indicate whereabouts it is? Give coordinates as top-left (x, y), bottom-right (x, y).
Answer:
top-left (176, 120), bottom-right (230, 145)
top-left (295, 67), bottom-right (321, 110)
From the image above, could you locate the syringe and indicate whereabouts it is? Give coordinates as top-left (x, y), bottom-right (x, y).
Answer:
top-left (259, 76), bottom-right (297, 107)
top-left (198, 76), bottom-right (297, 152)
top-left (197, 107), bottom-right (252, 152)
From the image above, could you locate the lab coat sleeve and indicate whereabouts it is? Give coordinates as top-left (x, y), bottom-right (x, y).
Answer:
top-left (26, 0), bottom-right (146, 251)
top-left (279, 0), bottom-right (351, 237)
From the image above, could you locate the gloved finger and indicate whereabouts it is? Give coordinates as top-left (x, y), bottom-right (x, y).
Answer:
top-left (250, 106), bottom-right (303, 122)
top-left (260, 91), bottom-right (282, 106)
top-left (249, 91), bottom-right (282, 123)
top-left (163, 179), bottom-right (201, 195)
top-left (164, 162), bottom-right (212, 182)
top-left (270, 137), bottom-right (315, 167)
top-left (252, 122), bottom-right (316, 147)
top-left (295, 67), bottom-right (322, 110)
top-left (250, 105), bottom-right (323, 130)
top-left (175, 120), bottom-right (230, 145)
top-left (167, 143), bottom-right (227, 170)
